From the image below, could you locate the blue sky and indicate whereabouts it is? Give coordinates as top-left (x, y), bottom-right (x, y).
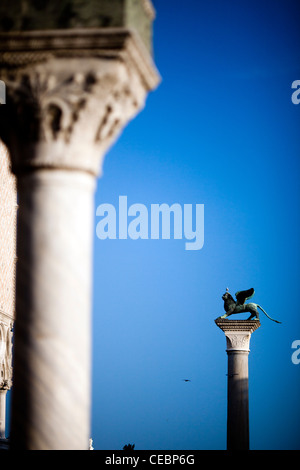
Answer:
top-left (90, 0), bottom-right (300, 450)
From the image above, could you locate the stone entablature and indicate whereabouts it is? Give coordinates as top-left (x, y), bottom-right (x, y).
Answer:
top-left (0, 0), bottom-right (156, 55)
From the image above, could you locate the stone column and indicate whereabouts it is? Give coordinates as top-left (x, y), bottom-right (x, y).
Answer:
top-left (215, 319), bottom-right (261, 450)
top-left (0, 390), bottom-right (7, 439)
top-left (0, 2), bottom-right (159, 450)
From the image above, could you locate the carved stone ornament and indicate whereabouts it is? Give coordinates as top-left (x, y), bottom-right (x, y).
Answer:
top-left (0, 29), bottom-right (160, 176)
top-left (215, 319), bottom-right (261, 352)
top-left (225, 332), bottom-right (251, 352)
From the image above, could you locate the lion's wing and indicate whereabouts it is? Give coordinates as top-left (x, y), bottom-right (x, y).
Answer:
top-left (235, 288), bottom-right (255, 304)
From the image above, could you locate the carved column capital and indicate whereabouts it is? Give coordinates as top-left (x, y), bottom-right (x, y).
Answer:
top-left (215, 319), bottom-right (261, 352)
top-left (0, 29), bottom-right (160, 176)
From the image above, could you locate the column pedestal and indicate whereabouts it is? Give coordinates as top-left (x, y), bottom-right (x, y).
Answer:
top-left (215, 319), bottom-right (261, 450)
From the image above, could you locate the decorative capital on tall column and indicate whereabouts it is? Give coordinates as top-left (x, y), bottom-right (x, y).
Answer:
top-left (0, 27), bottom-right (160, 177)
top-left (215, 319), bottom-right (261, 352)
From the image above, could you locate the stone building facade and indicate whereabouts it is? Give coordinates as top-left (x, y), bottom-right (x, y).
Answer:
top-left (0, 140), bottom-right (16, 440)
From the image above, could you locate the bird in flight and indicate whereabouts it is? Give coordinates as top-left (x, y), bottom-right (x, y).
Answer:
top-left (182, 379), bottom-right (191, 382)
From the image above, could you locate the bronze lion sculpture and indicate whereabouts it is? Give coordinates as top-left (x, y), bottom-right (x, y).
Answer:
top-left (218, 288), bottom-right (281, 323)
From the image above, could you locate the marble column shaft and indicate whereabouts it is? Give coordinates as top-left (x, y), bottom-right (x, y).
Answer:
top-left (11, 170), bottom-right (95, 449)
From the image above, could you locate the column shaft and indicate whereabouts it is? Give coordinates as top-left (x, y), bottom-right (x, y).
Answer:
top-left (0, 390), bottom-right (7, 439)
top-left (227, 350), bottom-right (249, 450)
top-left (11, 170), bottom-right (95, 450)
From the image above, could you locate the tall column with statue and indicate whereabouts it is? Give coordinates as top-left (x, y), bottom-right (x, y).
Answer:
top-left (215, 288), bottom-right (281, 450)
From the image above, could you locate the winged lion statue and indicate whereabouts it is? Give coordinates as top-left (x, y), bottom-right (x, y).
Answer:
top-left (218, 288), bottom-right (281, 323)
